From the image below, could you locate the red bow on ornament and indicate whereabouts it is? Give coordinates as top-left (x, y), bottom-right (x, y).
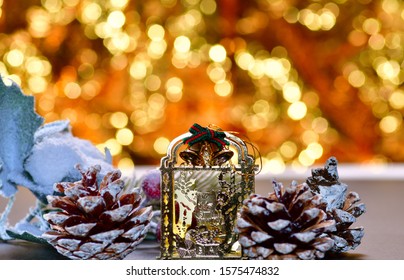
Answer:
top-left (180, 124), bottom-right (233, 166)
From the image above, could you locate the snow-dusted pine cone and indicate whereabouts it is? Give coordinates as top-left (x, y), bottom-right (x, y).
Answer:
top-left (237, 180), bottom-right (336, 260)
top-left (42, 165), bottom-right (152, 260)
top-left (306, 157), bottom-right (365, 253)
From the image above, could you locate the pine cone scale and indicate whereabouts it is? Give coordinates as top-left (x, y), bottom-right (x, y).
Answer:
top-left (100, 204), bottom-right (133, 223)
top-left (90, 229), bottom-right (124, 242)
top-left (296, 249), bottom-right (315, 260)
top-left (304, 219), bottom-right (336, 233)
top-left (251, 231), bottom-right (272, 243)
top-left (312, 237), bottom-right (334, 252)
top-left (65, 223), bottom-right (97, 236)
top-left (128, 206), bottom-right (153, 225)
top-left (77, 196), bottom-right (105, 215)
top-left (56, 238), bottom-right (81, 251)
top-left (48, 196), bottom-right (82, 215)
top-left (122, 223), bottom-right (149, 240)
top-left (274, 243), bottom-right (297, 254)
top-left (292, 231), bottom-right (316, 243)
top-left (267, 219), bottom-right (290, 231)
top-left (43, 212), bottom-right (70, 224)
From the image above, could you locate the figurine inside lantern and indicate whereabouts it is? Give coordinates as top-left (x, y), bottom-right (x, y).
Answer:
top-left (159, 124), bottom-right (256, 259)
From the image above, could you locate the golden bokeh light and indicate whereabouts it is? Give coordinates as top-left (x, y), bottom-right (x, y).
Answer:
top-left (287, 101), bottom-right (307, 120)
top-left (116, 128), bottom-right (134, 145)
top-left (154, 137), bottom-right (170, 155)
top-left (110, 112), bottom-right (128, 129)
top-left (174, 36), bottom-right (191, 53)
top-left (209, 45), bottom-right (227, 63)
top-left (0, 0), bottom-right (403, 167)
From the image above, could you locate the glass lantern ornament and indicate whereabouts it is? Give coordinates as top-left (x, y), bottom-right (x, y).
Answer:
top-left (159, 124), bottom-right (256, 259)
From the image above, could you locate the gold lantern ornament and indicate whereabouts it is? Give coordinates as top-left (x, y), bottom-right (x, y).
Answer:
top-left (159, 123), bottom-right (257, 259)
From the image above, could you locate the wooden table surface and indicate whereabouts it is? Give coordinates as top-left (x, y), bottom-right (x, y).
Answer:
top-left (1, 165), bottom-right (403, 260)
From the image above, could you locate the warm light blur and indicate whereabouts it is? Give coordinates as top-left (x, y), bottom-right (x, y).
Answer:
top-left (0, 0), bottom-right (403, 167)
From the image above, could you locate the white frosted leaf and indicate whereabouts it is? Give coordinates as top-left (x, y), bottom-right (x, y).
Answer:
top-left (103, 204), bottom-right (133, 222)
top-left (0, 78), bottom-right (44, 197)
top-left (56, 238), bottom-right (81, 251)
top-left (33, 120), bottom-right (70, 142)
top-left (24, 131), bottom-right (115, 197)
top-left (77, 196), bottom-right (105, 214)
top-left (90, 229), bottom-right (124, 243)
top-left (267, 219), bottom-right (290, 231)
top-left (65, 223), bottom-right (97, 237)
top-left (12, 220), bottom-right (46, 237)
top-left (273, 243), bottom-right (297, 254)
top-left (24, 135), bottom-right (83, 194)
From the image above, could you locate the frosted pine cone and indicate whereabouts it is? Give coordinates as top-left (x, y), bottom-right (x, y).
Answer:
top-left (306, 157), bottom-right (365, 253)
top-left (329, 191), bottom-right (365, 253)
top-left (42, 165), bottom-right (152, 260)
top-left (237, 181), bottom-right (336, 260)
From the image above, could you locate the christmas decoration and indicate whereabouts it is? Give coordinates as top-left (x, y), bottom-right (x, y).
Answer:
top-left (141, 169), bottom-right (161, 201)
top-left (159, 123), bottom-right (256, 259)
top-left (237, 156), bottom-right (366, 259)
top-left (42, 164), bottom-right (152, 260)
top-left (0, 78), bottom-right (113, 201)
top-left (0, 77), bottom-right (43, 198)
top-left (306, 157), bottom-right (366, 253)
top-left (237, 181), bottom-right (336, 260)
top-left (0, 77), bottom-right (113, 240)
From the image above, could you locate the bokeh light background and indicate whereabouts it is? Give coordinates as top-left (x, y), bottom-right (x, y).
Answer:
top-left (0, 0), bottom-right (403, 174)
